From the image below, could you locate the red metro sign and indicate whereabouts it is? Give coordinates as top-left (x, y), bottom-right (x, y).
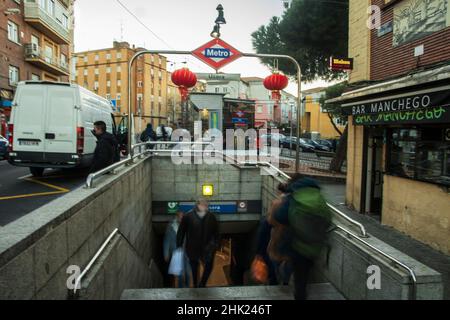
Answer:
top-left (192, 38), bottom-right (242, 71)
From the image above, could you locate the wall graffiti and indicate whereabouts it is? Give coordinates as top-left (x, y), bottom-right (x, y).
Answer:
top-left (354, 106), bottom-right (448, 125)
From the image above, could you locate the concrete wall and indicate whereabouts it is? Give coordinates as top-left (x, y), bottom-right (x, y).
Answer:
top-left (77, 233), bottom-right (162, 300)
top-left (317, 229), bottom-right (443, 300)
top-left (346, 117), bottom-right (365, 211)
top-left (348, 0), bottom-right (371, 83)
top-left (151, 157), bottom-right (262, 202)
top-left (382, 176), bottom-right (450, 255)
top-left (0, 157), bottom-right (155, 300)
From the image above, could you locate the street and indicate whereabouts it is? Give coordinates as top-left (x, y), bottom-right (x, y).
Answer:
top-left (0, 160), bottom-right (87, 227)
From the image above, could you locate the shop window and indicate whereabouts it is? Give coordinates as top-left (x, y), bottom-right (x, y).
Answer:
top-left (387, 127), bottom-right (450, 186)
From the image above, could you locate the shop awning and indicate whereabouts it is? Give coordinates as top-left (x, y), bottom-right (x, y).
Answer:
top-left (327, 64), bottom-right (450, 126)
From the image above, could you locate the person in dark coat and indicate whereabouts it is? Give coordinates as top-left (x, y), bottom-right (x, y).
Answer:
top-left (140, 123), bottom-right (157, 149)
top-left (176, 199), bottom-right (219, 288)
top-left (90, 121), bottom-right (119, 173)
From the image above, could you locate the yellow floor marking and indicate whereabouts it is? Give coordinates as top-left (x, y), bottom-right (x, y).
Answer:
top-left (0, 177), bottom-right (70, 201)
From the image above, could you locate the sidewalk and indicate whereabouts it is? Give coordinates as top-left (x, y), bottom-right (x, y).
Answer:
top-left (321, 182), bottom-right (450, 300)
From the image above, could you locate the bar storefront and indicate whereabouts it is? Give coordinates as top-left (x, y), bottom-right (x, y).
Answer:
top-left (337, 77), bottom-right (450, 255)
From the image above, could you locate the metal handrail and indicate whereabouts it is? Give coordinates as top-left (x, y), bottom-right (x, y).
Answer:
top-left (249, 161), bottom-right (368, 237)
top-left (335, 225), bottom-right (417, 300)
top-left (85, 142), bottom-right (214, 188)
top-left (73, 228), bottom-right (119, 294)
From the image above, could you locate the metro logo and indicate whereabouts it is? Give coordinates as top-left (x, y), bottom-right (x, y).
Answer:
top-left (205, 48), bottom-right (231, 58)
top-left (192, 39), bottom-right (242, 71)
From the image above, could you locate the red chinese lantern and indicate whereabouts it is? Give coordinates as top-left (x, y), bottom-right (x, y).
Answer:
top-left (264, 73), bottom-right (289, 104)
top-left (171, 68), bottom-right (197, 101)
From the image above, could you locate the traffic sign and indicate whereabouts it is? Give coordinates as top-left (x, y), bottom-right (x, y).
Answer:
top-left (192, 39), bottom-right (242, 71)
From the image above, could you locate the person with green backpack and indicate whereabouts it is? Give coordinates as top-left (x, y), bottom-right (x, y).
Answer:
top-left (270, 173), bottom-right (331, 300)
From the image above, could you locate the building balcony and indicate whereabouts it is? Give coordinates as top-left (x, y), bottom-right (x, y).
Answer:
top-left (24, 44), bottom-right (70, 77)
top-left (24, 2), bottom-right (71, 45)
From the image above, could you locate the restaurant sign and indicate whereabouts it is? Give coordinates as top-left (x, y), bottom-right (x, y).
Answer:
top-left (343, 87), bottom-right (450, 125)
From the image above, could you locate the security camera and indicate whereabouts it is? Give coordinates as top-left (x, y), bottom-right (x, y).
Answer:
top-left (4, 8), bottom-right (21, 15)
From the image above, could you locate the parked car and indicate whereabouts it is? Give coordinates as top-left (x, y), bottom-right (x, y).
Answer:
top-left (305, 139), bottom-right (331, 152)
top-left (0, 134), bottom-right (8, 160)
top-left (260, 133), bottom-right (286, 148)
top-left (281, 136), bottom-right (316, 152)
top-left (8, 81), bottom-right (120, 177)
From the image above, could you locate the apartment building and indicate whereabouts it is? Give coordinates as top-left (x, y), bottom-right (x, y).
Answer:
top-left (205, 76), bottom-right (297, 129)
top-left (301, 87), bottom-right (346, 139)
top-left (73, 41), bottom-right (175, 133)
top-left (0, 0), bottom-right (75, 135)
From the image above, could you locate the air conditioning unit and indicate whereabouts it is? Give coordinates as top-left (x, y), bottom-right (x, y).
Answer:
top-left (26, 44), bottom-right (39, 57)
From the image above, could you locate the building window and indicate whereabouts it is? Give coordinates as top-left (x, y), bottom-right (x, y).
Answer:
top-left (44, 45), bottom-right (53, 64)
top-left (107, 81), bottom-right (111, 87)
top-left (60, 54), bottom-right (67, 68)
top-left (31, 35), bottom-right (39, 50)
top-left (117, 52), bottom-right (122, 59)
top-left (106, 53), bottom-right (111, 60)
top-left (94, 81), bottom-right (99, 90)
top-left (117, 80), bottom-right (122, 87)
top-left (106, 67), bottom-right (111, 73)
top-left (158, 71), bottom-right (162, 79)
top-left (7, 21), bottom-right (19, 43)
top-left (117, 66), bottom-right (122, 73)
top-left (83, 56), bottom-right (88, 63)
top-left (94, 68), bottom-right (99, 75)
top-left (257, 105), bottom-right (263, 113)
top-left (215, 87), bottom-right (220, 93)
top-left (62, 14), bottom-right (69, 29)
top-left (95, 54), bottom-right (99, 61)
top-left (31, 74), bottom-right (40, 81)
top-left (9, 66), bottom-right (19, 86)
top-left (48, 0), bottom-right (55, 16)
top-left (137, 81), bottom-right (143, 88)
top-left (117, 94), bottom-right (121, 101)
top-left (84, 69), bottom-right (88, 76)
top-left (387, 127), bottom-right (450, 186)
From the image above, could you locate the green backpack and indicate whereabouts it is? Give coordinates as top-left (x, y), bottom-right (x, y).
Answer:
top-left (288, 187), bottom-right (331, 259)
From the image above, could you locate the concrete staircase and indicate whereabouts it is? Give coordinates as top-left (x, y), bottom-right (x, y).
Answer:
top-left (121, 283), bottom-right (346, 300)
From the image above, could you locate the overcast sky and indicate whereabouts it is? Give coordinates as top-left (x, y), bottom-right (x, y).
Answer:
top-left (74, 0), bottom-right (329, 94)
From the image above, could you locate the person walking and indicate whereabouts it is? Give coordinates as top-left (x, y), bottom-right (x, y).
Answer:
top-left (140, 123), bottom-right (156, 149)
top-left (269, 174), bottom-right (331, 300)
top-left (163, 211), bottom-right (191, 288)
top-left (176, 200), bottom-right (219, 288)
top-left (90, 121), bottom-right (119, 173)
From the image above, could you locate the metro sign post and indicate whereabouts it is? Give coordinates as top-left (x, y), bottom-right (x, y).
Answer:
top-left (128, 37), bottom-right (303, 171)
top-left (192, 38), bottom-right (242, 71)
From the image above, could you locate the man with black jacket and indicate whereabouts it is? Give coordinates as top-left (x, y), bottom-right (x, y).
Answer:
top-left (90, 121), bottom-right (119, 173)
top-left (176, 200), bottom-right (219, 288)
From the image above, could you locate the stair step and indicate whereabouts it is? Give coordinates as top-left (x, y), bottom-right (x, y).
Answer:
top-left (121, 283), bottom-right (345, 300)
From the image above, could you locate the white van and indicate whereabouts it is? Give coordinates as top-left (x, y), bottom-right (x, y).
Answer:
top-left (8, 81), bottom-right (117, 176)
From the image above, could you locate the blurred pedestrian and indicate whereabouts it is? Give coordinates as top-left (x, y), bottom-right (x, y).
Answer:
top-left (176, 199), bottom-right (219, 288)
top-left (164, 211), bottom-right (191, 288)
top-left (269, 174), bottom-right (331, 300)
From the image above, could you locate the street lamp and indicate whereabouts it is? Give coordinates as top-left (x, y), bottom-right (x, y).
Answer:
top-left (210, 4), bottom-right (226, 39)
top-left (210, 24), bottom-right (221, 39)
top-left (215, 4), bottom-right (226, 25)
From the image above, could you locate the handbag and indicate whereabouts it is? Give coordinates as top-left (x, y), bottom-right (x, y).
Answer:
top-left (168, 248), bottom-right (185, 276)
top-left (251, 256), bottom-right (269, 284)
